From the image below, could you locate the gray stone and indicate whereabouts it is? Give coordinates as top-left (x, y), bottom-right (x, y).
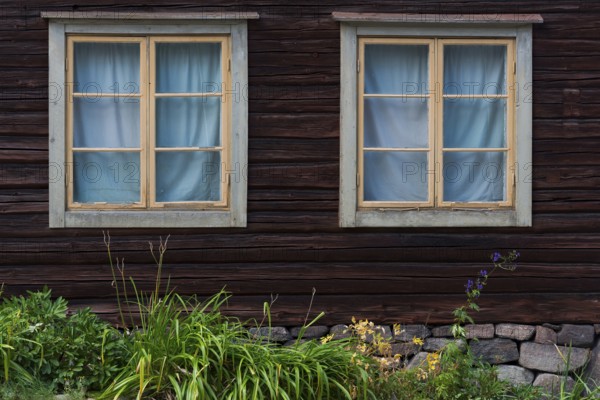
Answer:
top-left (495, 323), bottom-right (535, 341)
top-left (496, 365), bottom-right (535, 386)
top-left (423, 337), bottom-right (466, 352)
top-left (535, 325), bottom-right (558, 344)
top-left (470, 338), bottom-right (519, 364)
top-left (406, 352), bottom-right (429, 370)
top-left (594, 324), bottom-right (600, 335)
top-left (248, 327), bottom-right (291, 343)
top-left (390, 342), bottom-right (419, 357)
top-left (431, 325), bottom-right (453, 337)
top-left (557, 324), bottom-right (595, 348)
top-left (289, 325), bottom-right (329, 339)
top-left (543, 323), bottom-right (561, 332)
top-left (519, 342), bottom-right (590, 373)
top-left (465, 324), bottom-right (495, 339)
top-left (330, 324), bottom-right (350, 340)
top-left (365, 325), bottom-right (393, 343)
top-left (585, 337), bottom-right (600, 387)
top-left (394, 324), bottom-right (432, 342)
top-left (533, 373), bottom-right (575, 398)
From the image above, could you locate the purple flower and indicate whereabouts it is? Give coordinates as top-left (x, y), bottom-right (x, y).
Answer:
top-left (479, 269), bottom-right (488, 278)
top-left (465, 279), bottom-right (474, 293)
top-left (492, 252), bottom-right (502, 263)
top-left (476, 281), bottom-right (484, 290)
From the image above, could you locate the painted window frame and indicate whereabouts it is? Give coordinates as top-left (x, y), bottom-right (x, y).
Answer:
top-left (335, 12), bottom-right (542, 227)
top-left (45, 12), bottom-right (258, 228)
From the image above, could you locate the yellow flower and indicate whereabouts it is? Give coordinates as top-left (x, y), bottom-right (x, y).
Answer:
top-left (393, 323), bottom-right (403, 337)
top-left (412, 336), bottom-right (424, 346)
top-left (320, 334), bottom-right (334, 345)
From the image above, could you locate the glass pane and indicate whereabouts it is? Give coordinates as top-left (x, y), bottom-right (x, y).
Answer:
top-left (364, 151), bottom-right (428, 202)
top-left (73, 42), bottom-right (140, 94)
top-left (73, 97), bottom-right (140, 148)
top-left (156, 42), bottom-right (221, 93)
top-left (156, 152), bottom-right (221, 202)
top-left (156, 97), bottom-right (221, 148)
top-left (73, 152), bottom-right (140, 203)
top-left (364, 44), bottom-right (429, 95)
top-left (444, 45), bottom-right (506, 96)
top-left (364, 97), bottom-right (428, 148)
top-left (443, 98), bottom-right (506, 148)
top-left (443, 152), bottom-right (506, 202)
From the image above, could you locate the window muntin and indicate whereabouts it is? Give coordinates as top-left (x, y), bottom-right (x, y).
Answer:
top-left (358, 38), bottom-right (515, 209)
top-left (67, 35), bottom-right (230, 210)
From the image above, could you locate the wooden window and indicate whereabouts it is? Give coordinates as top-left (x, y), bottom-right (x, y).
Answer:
top-left (67, 35), bottom-right (230, 210)
top-left (45, 13), bottom-right (256, 228)
top-left (358, 38), bottom-right (515, 209)
top-left (335, 13), bottom-right (542, 227)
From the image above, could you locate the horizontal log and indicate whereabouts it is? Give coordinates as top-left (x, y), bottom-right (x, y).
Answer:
top-left (249, 138), bottom-right (338, 163)
top-left (65, 292), bottom-right (600, 325)
top-left (3, 262), bottom-right (600, 299)
top-left (249, 113), bottom-right (338, 139)
top-left (534, 119), bottom-right (600, 140)
top-left (533, 190), bottom-right (600, 213)
top-left (533, 166), bottom-right (600, 190)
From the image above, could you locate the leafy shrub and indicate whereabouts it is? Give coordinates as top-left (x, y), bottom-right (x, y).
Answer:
top-left (0, 287), bottom-right (127, 394)
top-left (100, 234), bottom-right (377, 400)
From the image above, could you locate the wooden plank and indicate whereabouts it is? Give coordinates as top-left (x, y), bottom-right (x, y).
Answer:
top-left (249, 113), bottom-right (339, 139)
top-left (65, 293), bottom-right (600, 325)
top-left (331, 12), bottom-right (543, 24)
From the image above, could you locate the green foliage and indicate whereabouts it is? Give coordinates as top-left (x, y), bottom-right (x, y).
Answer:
top-left (100, 234), bottom-right (377, 400)
top-left (0, 287), bottom-right (127, 395)
top-left (4, 242), bottom-right (600, 399)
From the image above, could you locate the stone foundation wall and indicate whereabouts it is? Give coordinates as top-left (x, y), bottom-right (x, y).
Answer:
top-left (250, 323), bottom-right (600, 394)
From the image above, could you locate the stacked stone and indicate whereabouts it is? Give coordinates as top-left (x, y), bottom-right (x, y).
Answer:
top-left (250, 323), bottom-right (600, 395)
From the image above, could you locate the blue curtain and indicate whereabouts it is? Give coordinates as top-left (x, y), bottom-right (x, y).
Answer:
top-left (72, 41), bottom-right (223, 204)
top-left (155, 42), bottom-right (222, 202)
top-left (73, 42), bottom-right (141, 203)
top-left (363, 43), bottom-right (507, 203)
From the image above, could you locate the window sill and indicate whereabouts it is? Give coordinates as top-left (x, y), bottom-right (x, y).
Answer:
top-left (343, 209), bottom-right (530, 228)
top-left (53, 210), bottom-right (245, 228)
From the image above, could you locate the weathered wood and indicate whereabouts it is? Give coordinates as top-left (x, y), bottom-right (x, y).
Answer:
top-left (0, 0), bottom-right (599, 324)
top-left (65, 293), bottom-right (600, 326)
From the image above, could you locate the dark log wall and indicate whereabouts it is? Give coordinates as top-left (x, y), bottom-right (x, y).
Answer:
top-left (1, 0), bottom-right (599, 325)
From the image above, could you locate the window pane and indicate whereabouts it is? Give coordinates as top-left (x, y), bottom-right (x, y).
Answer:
top-left (74, 42), bottom-right (140, 94)
top-left (73, 97), bottom-right (140, 148)
top-left (444, 45), bottom-right (506, 96)
top-left (364, 97), bottom-right (428, 148)
top-left (443, 152), bottom-right (506, 202)
top-left (364, 44), bottom-right (428, 95)
top-left (156, 43), bottom-right (221, 93)
top-left (73, 152), bottom-right (140, 203)
top-left (443, 98), bottom-right (506, 148)
top-left (156, 97), bottom-right (220, 148)
top-left (156, 152), bottom-right (221, 202)
top-left (364, 151), bottom-right (428, 202)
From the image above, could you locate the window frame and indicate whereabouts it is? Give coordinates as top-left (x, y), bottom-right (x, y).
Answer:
top-left (335, 13), bottom-right (542, 227)
top-left (45, 12), bottom-right (257, 228)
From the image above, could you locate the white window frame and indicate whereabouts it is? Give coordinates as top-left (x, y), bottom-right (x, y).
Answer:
top-left (334, 12), bottom-right (543, 227)
top-left (44, 12), bottom-right (258, 228)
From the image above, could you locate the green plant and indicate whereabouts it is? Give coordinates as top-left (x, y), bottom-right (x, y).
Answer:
top-left (451, 250), bottom-right (520, 340)
top-left (100, 233), bottom-right (378, 400)
top-left (0, 287), bottom-right (127, 395)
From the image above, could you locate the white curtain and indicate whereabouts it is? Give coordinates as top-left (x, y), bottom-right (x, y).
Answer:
top-left (363, 43), bottom-right (507, 203)
top-left (155, 42), bottom-right (222, 202)
top-left (73, 42), bottom-right (141, 203)
top-left (443, 45), bottom-right (506, 202)
top-left (72, 41), bottom-right (222, 203)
